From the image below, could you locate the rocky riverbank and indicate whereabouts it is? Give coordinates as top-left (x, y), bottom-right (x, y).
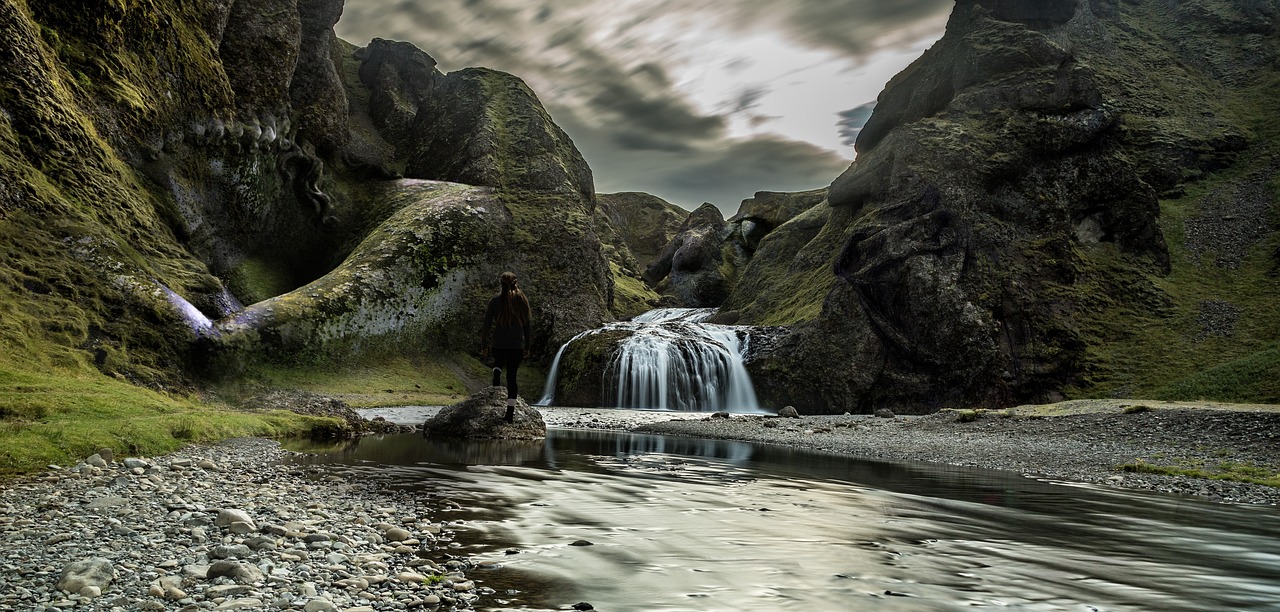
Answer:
top-left (630, 401), bottom-right (1280, 506)
top-left (2, 399), bottom-right (1275, 611)
top-left (0, 439), bottom-right (484, 612)
top-left (366, 400), bottom-right (1280, 505)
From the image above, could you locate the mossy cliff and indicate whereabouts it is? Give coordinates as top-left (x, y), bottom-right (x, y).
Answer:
top-left (721, 0), bottom-right (1280, 413)
top-left (0, 0), bottom-right (612, 468)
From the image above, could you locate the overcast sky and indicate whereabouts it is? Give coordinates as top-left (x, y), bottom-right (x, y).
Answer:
top-left (335, 0), bottom-right (951, 214)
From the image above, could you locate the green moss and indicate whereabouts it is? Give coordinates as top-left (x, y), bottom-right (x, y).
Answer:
top-left (1152, 346), bottom-right (1280, 403)
top-left (1118, 458), bottom-right (1280, 488)
top-left (753, 267), bottom-right (833, 325)
top-left (233, 354), bottom-right (486, 407)
top-left (228, 256), bottom-right (301, 305)
top-left (609, 262), bottom-right (660, 320)
top-left (0, 364), bottom-right (339, 476)
top-left (1066, 159), bottom-right (1280, 400)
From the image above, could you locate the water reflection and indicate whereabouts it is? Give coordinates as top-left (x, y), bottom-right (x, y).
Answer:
top-left (287, 430), bottom-right (1280, 611)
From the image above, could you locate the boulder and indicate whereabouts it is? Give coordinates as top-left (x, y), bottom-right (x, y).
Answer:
top-left (215, 509), bottom-right (257, 533)
top-left (207, 560), bottom-right (266, 584)
top-left (57, 558), bottom-right (115, 593)
top-left (422, 387), bottom-right (546, 439)
top-left (644, 203), bottom-right (731, 307)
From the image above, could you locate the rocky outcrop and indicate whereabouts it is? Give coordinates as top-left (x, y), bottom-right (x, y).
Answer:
top-left (597, 192), bottom-right (689, 273)
top-left (644, 204), bottom-right (731, 307)
top-left (422, 387), bottom-right (546, 439)
top-left (726, 0), bottom-right (1280, 412)
top-left (594, 192), bottom-right (687, 318)
top-left (1, 0), bottom-right (615, 394)
top-left (290, 0), bottom-right (349, 155)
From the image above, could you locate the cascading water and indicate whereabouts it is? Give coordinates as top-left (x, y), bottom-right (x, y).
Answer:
top-left (537, 308), bottom-right (763, 412)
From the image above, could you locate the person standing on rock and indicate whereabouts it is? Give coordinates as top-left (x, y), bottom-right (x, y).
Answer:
top-left (481, 271), bottom-right (532, 422)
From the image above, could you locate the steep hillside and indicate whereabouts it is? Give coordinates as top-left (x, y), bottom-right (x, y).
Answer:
top-left (0, 0), bottom-right (615, 466)
top-left (726, 0), bottom-right (1280, 412)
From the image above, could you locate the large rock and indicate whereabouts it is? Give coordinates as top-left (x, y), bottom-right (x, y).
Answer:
top-left (218, 0), bottom-right (301, 114)
top-left (644, 204), bottom-right (731, 307)
top-left (290, 0), bottom-right (349, 154)
top-left (422, 387), bottom-right (546, 439)
top-left (724, 0), bottom-right (1278, 412)
top-left (595, 192), bottom-right (687, 318)
top-left (404, 68), bottom-right (596, 201)
top-left (57, 558), bottom-right (115, 593)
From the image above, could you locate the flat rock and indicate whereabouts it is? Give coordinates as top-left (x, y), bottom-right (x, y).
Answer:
top-left (422, 387), bottom-right (546, 440)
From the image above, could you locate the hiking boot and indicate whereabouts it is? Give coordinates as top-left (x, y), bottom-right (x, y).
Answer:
top-left (492, 367), bottom-right (501, 387)
top-left (504, 406), bottom-right (515, 423)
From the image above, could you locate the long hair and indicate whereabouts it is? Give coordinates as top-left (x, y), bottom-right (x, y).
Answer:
top-left (495, 271), bottom-right (529, 327)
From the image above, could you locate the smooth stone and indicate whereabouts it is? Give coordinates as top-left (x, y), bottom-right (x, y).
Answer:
top-left (206, 585), bottom-right (252, 598)
top-left (207, 560), bottom-right (265, 584)
top-left (85, 454), bottom-right (108, 468)
top-left (383, 528), bottom-right (411, 542)
top-left (123, 458), bottom-right (149, 470)
top-left (302, 599), bottom-right (339, 612)
top-left (214, 509), bottom-right (256, 531)
top-left (215, 598), bottom-right (264, 610)
top-left (211, 545), bottom-right (253, 560)
top-left (78, 586), bottom-right (101, 598)
top-left (397, 571), bottom-right (426, 583)
top-left (228, 521), bottom-right (255, 535)
top-left (96, 448), bottom-right (114, 463)
top-left (57, 558), bottom-right (115, 593)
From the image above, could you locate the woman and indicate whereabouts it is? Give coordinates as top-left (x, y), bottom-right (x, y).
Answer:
top-left (480, 271), bottom-right (532, 422)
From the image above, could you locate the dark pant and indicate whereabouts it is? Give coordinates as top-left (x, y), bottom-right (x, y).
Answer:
top-left (492, 348), bottom-right (523, 400)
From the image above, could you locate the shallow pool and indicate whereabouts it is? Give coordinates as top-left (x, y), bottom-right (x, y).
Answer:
top-left (286, 429), bottom-right (1280, 611)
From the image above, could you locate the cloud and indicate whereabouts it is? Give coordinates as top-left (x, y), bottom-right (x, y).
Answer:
top-left (837, 101), bottom-right (877, 148)
top-left (335, 0), bottom-right (945, 210)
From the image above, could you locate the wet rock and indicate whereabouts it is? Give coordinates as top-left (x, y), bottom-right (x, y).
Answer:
top-left (422, 387), bottom-right (547, 440)
top-left (778, 406), bottom-right (800, 418)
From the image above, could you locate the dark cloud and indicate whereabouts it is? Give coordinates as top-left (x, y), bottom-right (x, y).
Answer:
top-left (837, 101), bottom-right (876, 148)
top-left (335, 0), bottom-right (943, 212)
top-left (558, 109), bottom-right (850, 214)
top-left (723, 0), bottom-right (953, 56)
top-left (589, 81), bottom-right (726, 150)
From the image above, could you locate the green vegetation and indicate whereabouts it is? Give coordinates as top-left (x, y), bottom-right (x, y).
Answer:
top-left (609, 262), bottom-right (660, 321)
top-left (1119, 458), bottom-right (1280, 488)
top-left (0, 364), bottom-right (339, 476)
top-left (1152, 346), bottom-right (1280, 403)
top-left (229, 354), bottom-right (495, 407)
top-left (228, 256), bottom-right (302, 305)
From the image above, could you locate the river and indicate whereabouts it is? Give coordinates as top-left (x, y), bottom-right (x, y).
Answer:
top-left (286, 428), bottom-right (1280, 611)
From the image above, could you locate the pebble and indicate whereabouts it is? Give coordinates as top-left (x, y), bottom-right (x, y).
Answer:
top-left (0, 439), bottom-right (476, 611)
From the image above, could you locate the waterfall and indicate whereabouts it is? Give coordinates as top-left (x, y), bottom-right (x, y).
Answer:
top-left (537, 308), bottom-right (762, 412)
top-left (159, 284), bottom-right (214, 335)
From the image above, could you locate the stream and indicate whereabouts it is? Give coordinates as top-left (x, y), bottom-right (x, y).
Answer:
top-left (286, 428), bottom-right (1280, 611)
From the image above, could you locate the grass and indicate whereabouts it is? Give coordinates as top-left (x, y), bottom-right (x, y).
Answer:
top-left (0, 363), bottom-right (341, 477)
top-left (226, 353), bottom-right (531, 407)
top-left (1119, 458), bottom-right (1280, 488)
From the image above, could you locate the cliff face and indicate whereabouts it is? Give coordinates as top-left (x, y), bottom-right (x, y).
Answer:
top-left (728, 0), bottom-right (1280, 412)
top-left (0, 0), bottom-right (612, 398)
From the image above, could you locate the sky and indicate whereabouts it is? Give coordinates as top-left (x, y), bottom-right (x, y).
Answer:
top-left (335, 0), bottom-right (952, 214)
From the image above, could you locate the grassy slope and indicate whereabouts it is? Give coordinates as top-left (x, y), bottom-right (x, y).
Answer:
top-left (0, 1), bottom-right (345, 474)
top-left (1067, 4), bottom-right (1280, 402)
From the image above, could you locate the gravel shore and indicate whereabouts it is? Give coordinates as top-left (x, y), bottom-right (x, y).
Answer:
top-left (2, 399), bottom-right (1274, 611)
top-left (629, 403), bottom-right (1280, 506)
top-left (366, 400), bottom-right (1280, 505)
top-left (0, 439), bottom-right (485, 612)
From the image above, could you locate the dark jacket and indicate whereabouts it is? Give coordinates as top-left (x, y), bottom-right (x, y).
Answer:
top-left (482, 294), bottom-right (532, 350)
